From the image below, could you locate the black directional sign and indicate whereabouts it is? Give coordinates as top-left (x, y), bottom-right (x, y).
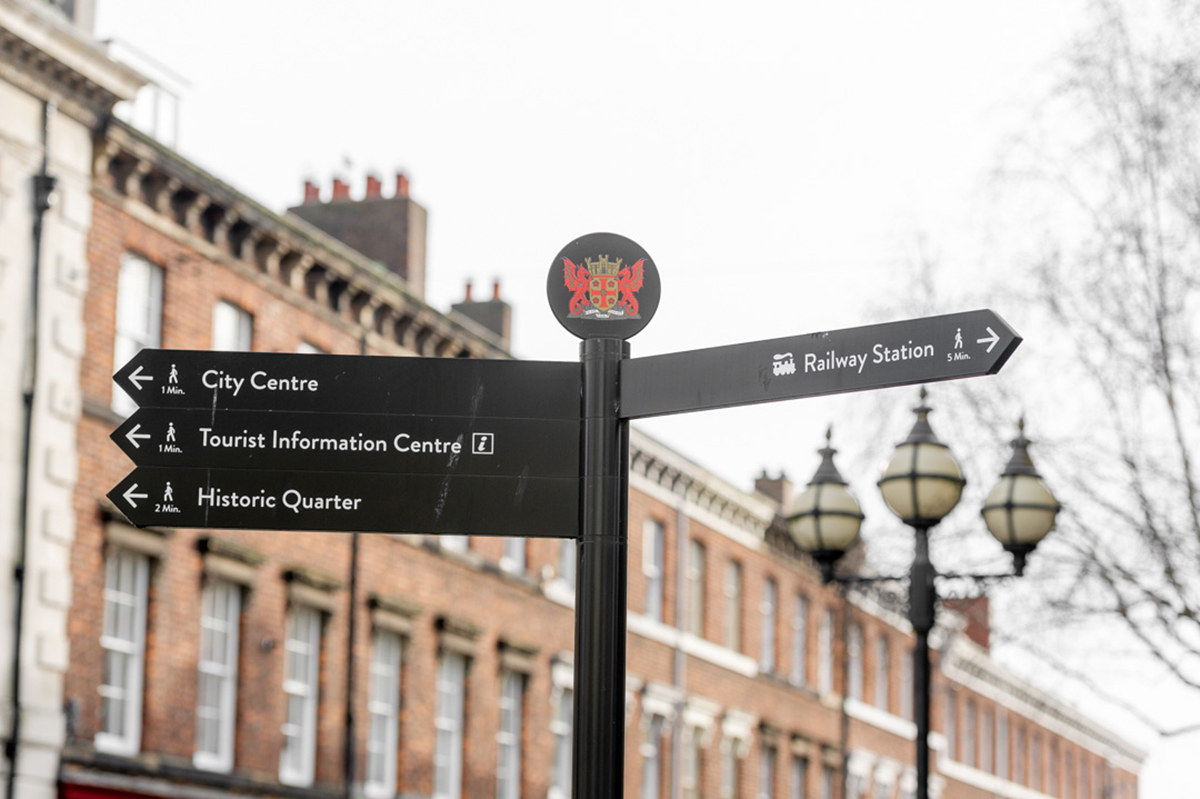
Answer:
top-left (112, 408), bottom-right (579, 477)
top-left (619, 309), bottom-right (1020, 419)
top-left (107, 467), bottom-right (579, 537)
top-left (113, 350), bottom-right (580, 417)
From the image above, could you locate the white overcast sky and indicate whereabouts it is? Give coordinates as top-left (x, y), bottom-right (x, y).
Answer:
top-left (94, 1), bottom-right (1195, 793)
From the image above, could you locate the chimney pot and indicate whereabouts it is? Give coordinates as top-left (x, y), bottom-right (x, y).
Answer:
top-left (493, 280), bottom-right (501, 301)
top-left (365, 174), bottom-right (383, 199)
top-left (303, 180), bottom-right (321, 204)
top-left (332, 178), bottom-right (351, 201)
top-left (396, 172), bottom-right (410, 198)
top-left (464, 281), bottom-right (473, 302)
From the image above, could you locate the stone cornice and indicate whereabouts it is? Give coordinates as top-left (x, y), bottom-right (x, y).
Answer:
top-left (0, 1), bottom-right (143, 125)
top-left (92, 120), bottom-right (512, 360)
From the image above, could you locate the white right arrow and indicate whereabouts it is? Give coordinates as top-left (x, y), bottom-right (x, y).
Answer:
top-left (122, 483), bottom-right (149, 508)
top-left (125, 424), bottom-right (152, 449)
top-left (129, 365), bottom-right (154, 390)
top-left (976, 327), bottom-right (1000, 353)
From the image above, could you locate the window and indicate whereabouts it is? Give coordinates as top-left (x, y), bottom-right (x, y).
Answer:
top-left (790, 756), bottom-right (808, 799)
top-left (817, 609), bottom-right (834, 695)
top-left (1015, 727), bottom-right (1027, 784)
top-left (365, 630), bottom-right (402, 799)
top-left (442, 535), bottom-right (469, 553)
top-left (943, 690), bottom-right (957, 761)
top-left (899, 649), bottom-right (913, 720)
top-left (97, 549), bottom-right (150, 755)
top-left (964, 699), bottom-right (976, 768)
top-left (644, 519), bottom-right (665, 621)
top-left (497, 671), bottom-right (525, 799)
top-left (296, 341), bottom-right (325, 354)
top-left (560, 538), bottom-right (577, 589)
top-left (981, 709), bottom-right (994, 773)
top-left (760, 578), bottom-right (777, 672)
top-left (1064, 752), bottom-right (1074, 799)
top-left (501, 538), bottom-right (526, 574)
top-left (549, 686), bottom-right (574, 799)
top-left (873, 634), bottom-right (889, 710)
top-left (724, 561), bottom-right (743, 651)
top-left (194, 580), bottom-right (241, 771)
top-left (1050, 740), bottom-right (1059, 797)
top-left (642, 715), bottom-right (665, 799)
top-left (1031, 734), bottom-right (1042, 791)
top-left (996, 712), bottom-right (1009, 780)
top-left (757, 744), bottom-right (776, 799)
top-left (819, 765), bottom-right (835, 799)
top-left (847, 624), bottom-right (863, 701)
top-left (683, 726), bottom-right (703, 799)
top-left (686, 539), bottom-right (706, 636)
top-left (280, 606), bottom-right (321, 786)
top-left (790, 595), bottom-right (808, 686)
top-left (112, 254), bottom-right (163, 415)
top-left (212, 300), bottom-right (252, 351)
top-left (434, 652), bottom-right (467, 799)
top-left (721, 738), bottom-right (740, 799)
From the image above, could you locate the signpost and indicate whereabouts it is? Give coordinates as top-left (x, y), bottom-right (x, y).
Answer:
top-left (108, 230), bottom-right (1021, 799)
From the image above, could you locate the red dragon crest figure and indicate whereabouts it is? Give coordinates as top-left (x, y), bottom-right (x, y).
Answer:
top-left (562, 257), bottom-right (645, 317)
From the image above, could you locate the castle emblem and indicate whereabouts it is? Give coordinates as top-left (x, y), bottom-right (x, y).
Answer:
top-left (562, 255), bottom-right (645, 319)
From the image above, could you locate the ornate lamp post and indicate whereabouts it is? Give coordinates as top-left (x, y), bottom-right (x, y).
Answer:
top-left (786, 390), bottom-right (1059, 799)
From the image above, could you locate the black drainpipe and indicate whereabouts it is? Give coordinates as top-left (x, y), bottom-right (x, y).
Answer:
top-left (7, 100), bottom-right (57, 799)
top-left (343, 333), bottom-right (367, 797)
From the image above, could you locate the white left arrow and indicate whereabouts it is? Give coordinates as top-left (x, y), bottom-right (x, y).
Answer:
top-left (125, 423), bottom-right (152, 449)
top-left (976, 326), bottom-right (1000, 353)
top-left (129, 365), bottom-right (153, 390)
top-left (122, 483), bottom-right (149, 508)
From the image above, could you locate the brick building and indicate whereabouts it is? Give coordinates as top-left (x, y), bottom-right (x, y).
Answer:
top-left (0, 12), bottom-right (1145, 795)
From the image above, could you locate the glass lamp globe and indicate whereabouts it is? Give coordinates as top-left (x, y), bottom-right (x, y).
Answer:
top-left (981, 419), bottom-right (1060, 574)
top-left (877, 389), bottom-right (965, 527)
top-left (787, 427), bottom-right (865, 581)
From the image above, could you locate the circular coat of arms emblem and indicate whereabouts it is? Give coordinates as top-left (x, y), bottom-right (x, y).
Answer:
top-left (546, 232), bottom-right (660, 340)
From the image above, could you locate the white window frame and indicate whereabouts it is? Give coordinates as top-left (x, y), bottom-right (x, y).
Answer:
top-left (944, 690), bottom-right (957, 762)
top-left (559, 538), bottom-right (577, 590)
top-left (364, 629), bottom-right (403, 799)
top-left (643, 519), bottom-right (665, 621)
top-left (434, 652), bottom-right (467, 799)
top-left (874, 634), bottom-right (889, 711)
top-left (112, 253), bottom-right (163, 415)
top-left (96, 549), bottom-right (150, 755)
top-left (212, 299), bottom-right (252, 351)
top-left (790, 756), bottom-right (808, 799)
top-left (847, 624), bottom-right (863, 701)
top-left (442, 535), bottom-right (469, 553)
top-left (817, 609), bottom-right (834, 695)
top-left (686, 539), bottom-right (705, 637)
top-left (757, 744), bottom-right (777, 799)
top-left (964, 698), bottom-right (977, 769)
top-left (981, 708), bottom-right (994, 773)
top-left (549, 684), bottom-right (574, 799)
top-left (682, 725), bottom-right (703, 799)
top-left (501, 537), bottom-right (526, 575)
top-left (790, 595), bottom-right (808, 687)
top-left (497, 671), bottom-right (525, 799)
top-left (194, 580), bottom-right (241, 772)
top-left (760, 578), bottom-right (777, 673)
top-left (279, 606), bottom-right (321, 786)
top-left (642, 714), bottom-right (665, 799)
top-left (721, 737), bottom-right (742, 799)
top-left (724, 560), bottom-right (743, 652)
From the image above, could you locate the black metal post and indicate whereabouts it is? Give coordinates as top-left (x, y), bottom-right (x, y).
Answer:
top-left (908, 525), bottom-right (936, 799)
top-left (573, 337), bottom-right (631, 799)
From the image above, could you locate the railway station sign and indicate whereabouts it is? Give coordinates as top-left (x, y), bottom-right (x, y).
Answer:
top-left (619, 309), bottom-right (1020, 419)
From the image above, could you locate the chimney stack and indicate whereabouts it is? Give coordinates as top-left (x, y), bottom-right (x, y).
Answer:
top-left (331, 177), bottom-right (351, 201)
top-left (754, 470), bottom-right (794, 511)
top-left (365, 174), bottom-right (383, 199)
top-left (396, 172), bottom-right (410, 198)
top-left (452, 277), bottom-right (512, 351)
top-left (303, 179), bottom-right (321, 204)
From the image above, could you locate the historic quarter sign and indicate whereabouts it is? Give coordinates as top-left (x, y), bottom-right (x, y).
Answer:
top-left (547, 232), bottom-right (660, 340)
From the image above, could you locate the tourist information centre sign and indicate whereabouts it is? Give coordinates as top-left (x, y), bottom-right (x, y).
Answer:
top-left (108, 232), bottom-right (1021, 799)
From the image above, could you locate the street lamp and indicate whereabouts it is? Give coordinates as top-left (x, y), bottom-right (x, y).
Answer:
top-left (785, 389), bottom-right (1059, 799)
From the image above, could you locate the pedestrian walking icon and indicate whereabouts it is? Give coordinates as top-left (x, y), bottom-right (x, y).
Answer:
top-left (954, 328), bottom-right (963, 349)
top-left (167, 422), bottom-right (176, 442)
top-left (163, 482), bottom-right (173, 502)
top-left (169, 364), bottom-right (179, 384)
